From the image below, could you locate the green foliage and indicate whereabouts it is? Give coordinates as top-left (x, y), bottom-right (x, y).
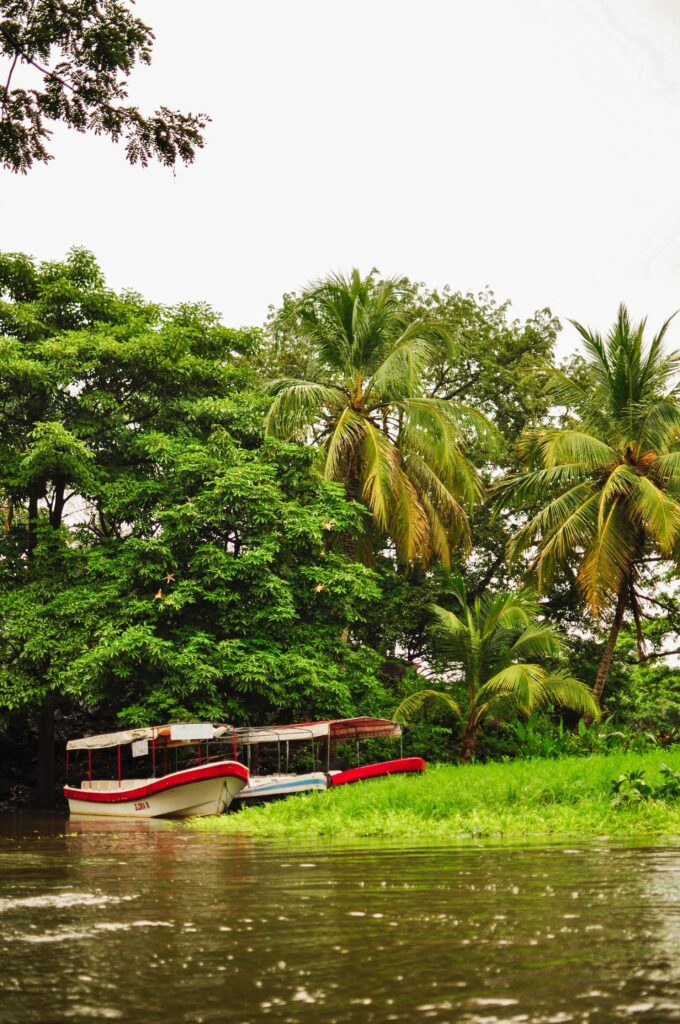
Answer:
top-left (193, 750), bottom-right (680, 840)
top-left (0, 2), bottom-right (207, 172)
top-left (394, 577), bottom-right (598, 760)
top-left (609, 769), bottom-right (655, 805)
top-left (0, 251), bottom-right (390, 781)
top-left (608, 764), bottom-right (680, 806)
top-left (2, 250), bottom-right (680, 805)
top-left (264, 270), bottom-right (496, 566)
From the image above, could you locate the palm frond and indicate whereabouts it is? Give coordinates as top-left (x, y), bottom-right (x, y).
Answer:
top-left (507, 482), bottom-right (598, 568)
top-left (476, 662), bottom-right (546, 713)
top-left (324, 407), bottom-right (366, 481)
top-left (577, 501), bottom-right (633, 613)
top-left (628, 474), bottom-right (680, 553)
top-left (653, 452), bottom-right (680, 486)
top-left (264, 379), bottom-right (344, 438)
top-left (506, 624), bottom-right (563, 661)
top-left (359, 420), bottom-right (396, 531)
top-left (541, 672), bottom-right (601, 719)
top-left (538, 429), bottom-right (617, 469)
top-left (393, 688), bottom-right (462, 724)
top-left (390, 461), bottom-right (431, 563)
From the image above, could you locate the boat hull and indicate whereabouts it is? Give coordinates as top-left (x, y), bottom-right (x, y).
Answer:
top-left (65, 761), bottom-right (248, 819)
top-left (231, 758), bottom-right (427, 808)
top-left (232, 772), bottom-right (328, 807)
top-left (329, 756), bottom-right (426, 786)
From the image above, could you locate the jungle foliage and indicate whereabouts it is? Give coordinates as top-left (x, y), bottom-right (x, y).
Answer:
top-left (0, 251), bottom-right (678, 803)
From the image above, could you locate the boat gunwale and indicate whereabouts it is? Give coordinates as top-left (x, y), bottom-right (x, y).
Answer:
top-left (64, 760), bottom-right (248, 804)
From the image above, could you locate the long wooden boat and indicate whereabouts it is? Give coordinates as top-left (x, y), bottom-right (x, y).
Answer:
top-left (230, 718), bottom-right (426, 807)
top-left (328, 756), bottom-right (426, 786)
top-left (64, 723), bottom-right (248, 818)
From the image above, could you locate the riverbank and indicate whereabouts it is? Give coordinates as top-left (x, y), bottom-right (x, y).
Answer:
top-left (190, 749), bottom-right (680, 840)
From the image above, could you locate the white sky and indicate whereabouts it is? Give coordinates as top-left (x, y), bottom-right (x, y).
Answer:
top-left (3, 0), bottom-right (680, 356)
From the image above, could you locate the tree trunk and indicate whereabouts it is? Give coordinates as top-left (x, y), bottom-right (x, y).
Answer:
top-left (49, 476), bottom-right (66, 529)
top-left (593, 581), bottom-right (628, 704)
top-left (35, 699), bottom-right (56, 809)
top-left (459, 723), bottom-right (479, 764)
top-left (27, 488), bottom-right (38, 557)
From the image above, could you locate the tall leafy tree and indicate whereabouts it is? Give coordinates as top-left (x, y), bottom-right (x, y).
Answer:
top-left (0, 249), bottom-right (392, 805)
top-left (265, 270), bottom-right (494, 566)
top-left (0, 436), bottom-right (384, 735)
top-left (0, 249), bottom-right (250, 802)
top-left (395, 577), bottom-right (598, 762)
top-left (501, 305), bottom-right (680, 702)
top-left (0, 0), bottom-right (207, 172)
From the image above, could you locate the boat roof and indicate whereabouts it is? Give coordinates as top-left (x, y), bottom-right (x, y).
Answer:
top-left (66, 717), bottom-right (401, 752)
top-left (233, 717), bottom-right (401, 746)
top-left (66, 723), bottom-right (231, 752)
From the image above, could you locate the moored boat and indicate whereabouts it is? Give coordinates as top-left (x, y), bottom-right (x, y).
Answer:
top-left (230, 718), bottom-right (426, 807)
top-left (64, 723), bottom-right (248, 818)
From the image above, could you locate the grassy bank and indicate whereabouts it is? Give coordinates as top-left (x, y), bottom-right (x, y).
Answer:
top-left (190, 749), bottom-right (680, 840)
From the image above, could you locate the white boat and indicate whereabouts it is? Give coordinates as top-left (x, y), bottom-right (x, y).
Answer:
top-left (230, 717), bottom-right (426, 807)
top-left (232, 771), bottom-right (328, 805)
top-left (64, 723), bottom-right (248, 819)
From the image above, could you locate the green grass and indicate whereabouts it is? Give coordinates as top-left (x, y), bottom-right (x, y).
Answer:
top-left (190, 749), bottom-right (680, 840)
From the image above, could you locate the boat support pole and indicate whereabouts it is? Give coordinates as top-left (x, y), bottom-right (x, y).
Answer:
top-left (88, 750), bottom-right (92, 783)
top-left (117, 745), bottom-right (121, 785)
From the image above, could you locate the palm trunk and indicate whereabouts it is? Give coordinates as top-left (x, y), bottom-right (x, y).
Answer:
top-left (593, 581), bottom-right (628, 704)
top-left (459, 722), bottom-right (479, 764)
top-left (629, 582), bottom-right (647, 663)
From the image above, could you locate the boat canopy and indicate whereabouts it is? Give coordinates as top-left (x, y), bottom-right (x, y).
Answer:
top-left (66, 723), bottom-right (231, 752)
top-left (233, 717), bottom-right (401, 746)
top-left (67, 717), bottom-right (401, 752)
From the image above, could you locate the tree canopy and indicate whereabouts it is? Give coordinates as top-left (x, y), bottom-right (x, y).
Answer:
top-left (265, 270), bottom-right (496, 566)
top-left (1, 250), bottom-right (679, 804)
top-left (395, 576), bottom-right (598, 761)
top-left (501, 305), bottom-right (680, 701)
top-left (0, 1), bottom-right (207, 172)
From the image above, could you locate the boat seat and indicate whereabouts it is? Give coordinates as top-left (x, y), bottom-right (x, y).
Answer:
top-left (80, 779), bottom-right (152, 792)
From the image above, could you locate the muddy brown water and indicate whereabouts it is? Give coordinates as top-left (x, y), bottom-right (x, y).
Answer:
top-left (1, 815), bottom-right (680, 1023)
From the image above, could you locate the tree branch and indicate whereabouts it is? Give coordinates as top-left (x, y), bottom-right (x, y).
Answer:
top-left (634, 589), bottom-right (678, 616)
top-left (645, 648), bottom-right (680, 662)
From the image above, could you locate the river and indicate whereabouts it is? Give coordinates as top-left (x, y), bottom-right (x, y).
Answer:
top-left (1, 815), bottom-right (680, 1022)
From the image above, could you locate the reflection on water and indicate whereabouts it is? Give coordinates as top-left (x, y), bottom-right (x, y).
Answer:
top-left (1, 815), bottom-right (680, 1022)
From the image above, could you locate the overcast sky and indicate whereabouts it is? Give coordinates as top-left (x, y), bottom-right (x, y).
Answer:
top-left (3, 0), bottom-right (680, 356)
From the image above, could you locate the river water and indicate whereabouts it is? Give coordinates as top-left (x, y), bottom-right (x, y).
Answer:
top-left (1, 815), bottom-right (680, 1023)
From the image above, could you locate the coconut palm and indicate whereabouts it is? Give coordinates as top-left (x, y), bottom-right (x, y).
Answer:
top-left (394, 577), bottom-right (598, 762)
top-left (500, 305), bottom-right (680, 702)
top-left (264, 270), bottom-right (494, 565)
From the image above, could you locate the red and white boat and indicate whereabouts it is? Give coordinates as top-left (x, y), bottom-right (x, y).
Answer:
top-left (231, 717), bottom-right (426, 806)
top-left (64, 723), bottom-right (248, 818)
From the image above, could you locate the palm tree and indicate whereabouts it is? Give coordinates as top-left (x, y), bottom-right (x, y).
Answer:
top-left (264, 270), bottom-right (494, 565)
top-left (500, 305), bottom-right (680, 702)
top-left (394, 577), bottom-right (598, 762)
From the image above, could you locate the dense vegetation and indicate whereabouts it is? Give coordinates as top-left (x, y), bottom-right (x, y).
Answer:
top-left (192, 749), bottom-right (680, 840)
top-left (0, 249), bottom-right (679, 806)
